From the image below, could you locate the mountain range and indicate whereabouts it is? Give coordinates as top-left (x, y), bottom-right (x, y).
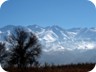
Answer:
top-left (0, 25), bottom-right (96, 65)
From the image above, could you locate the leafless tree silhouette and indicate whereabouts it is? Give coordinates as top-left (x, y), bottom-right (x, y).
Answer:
top-left (5, 27), bottom-right (42, 68)
top-left (0, 42), bottom-right (5, 62)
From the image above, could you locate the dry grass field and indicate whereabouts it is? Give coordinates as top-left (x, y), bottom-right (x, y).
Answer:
top-left (5, 63), bottom-right (95, 72)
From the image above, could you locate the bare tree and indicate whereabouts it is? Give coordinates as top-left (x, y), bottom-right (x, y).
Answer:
top-left (0, 42), bottom-right (5, 62)
top-left (5, 27), bottom-right (42, 68)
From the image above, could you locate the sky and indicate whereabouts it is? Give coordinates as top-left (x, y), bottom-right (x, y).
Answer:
top-left (0, 0), bottom-right (96, 28)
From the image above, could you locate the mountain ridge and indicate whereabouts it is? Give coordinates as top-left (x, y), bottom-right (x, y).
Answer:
top-left (0, 25), bottom-right (96, 64)
top-left (0, 25), bottom-right (96, 51)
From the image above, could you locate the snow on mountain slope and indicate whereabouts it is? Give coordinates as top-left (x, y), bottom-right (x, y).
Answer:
top-left (0, 25), bottom-right (96, 51)
top-left (0, 25), bottom-right (96, 64)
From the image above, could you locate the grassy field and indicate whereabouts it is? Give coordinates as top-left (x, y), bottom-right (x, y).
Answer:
top-left (5, 63), bottom-right (95, 72)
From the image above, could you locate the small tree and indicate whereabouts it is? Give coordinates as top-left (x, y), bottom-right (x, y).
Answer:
top-left (0, 42), bottom-right (9, 68)
top-left (0, 43), bottom-right (5, 62)
top-left (0, 43), bottom-right (5, 54)
top-left (0, 42), bottom-right (8, 61)
top-left (5, 27), bottom-right (42, 68)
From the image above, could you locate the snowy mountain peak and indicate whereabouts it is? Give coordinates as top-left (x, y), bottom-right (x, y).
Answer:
top-left (0, 25), bottom-right (96, 52)
top-left (0, 25), bottom-right (96, 64)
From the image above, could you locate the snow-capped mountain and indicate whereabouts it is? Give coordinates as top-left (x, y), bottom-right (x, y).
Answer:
top-left (26, 25), bottom-right (96, 51)
top-left (0, 25), bottom-right (96, 64)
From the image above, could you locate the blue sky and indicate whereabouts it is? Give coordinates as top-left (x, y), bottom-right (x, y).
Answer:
top-left (0, 0), bottom-right (96, 28)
